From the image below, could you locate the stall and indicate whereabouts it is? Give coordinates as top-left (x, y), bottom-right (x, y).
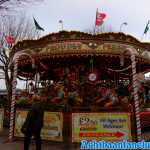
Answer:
top-left (10, 31), bottom-right (150, 142)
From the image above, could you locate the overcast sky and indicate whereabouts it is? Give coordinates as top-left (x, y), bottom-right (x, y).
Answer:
top-left (1, 0), bottom-right (150, 89)
top-left (27, 0), bottom-right (150, 41)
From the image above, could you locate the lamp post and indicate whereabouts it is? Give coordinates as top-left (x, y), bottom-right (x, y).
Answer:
top-left (120, 22), bottom-right (128, 32)
top-left (59, 20), bottom-right (63, 31)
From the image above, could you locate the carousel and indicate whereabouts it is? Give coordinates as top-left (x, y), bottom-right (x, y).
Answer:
top-left (8, 31), bottom-right (150, 142)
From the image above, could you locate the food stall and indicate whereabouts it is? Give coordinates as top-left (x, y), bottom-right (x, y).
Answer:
top-left (9, 31), bottom-right (150, 142)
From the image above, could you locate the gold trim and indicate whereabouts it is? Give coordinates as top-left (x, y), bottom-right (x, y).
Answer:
top-left (107, 65), bottom-right (132, 72)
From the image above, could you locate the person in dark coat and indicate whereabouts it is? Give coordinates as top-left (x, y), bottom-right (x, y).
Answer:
top-left (21, 94), bottom-right (44, 150)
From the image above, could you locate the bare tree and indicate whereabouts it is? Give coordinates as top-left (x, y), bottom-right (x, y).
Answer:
top-left (0, 0), bottom-right (43, 14)
top-left (0, 14), bottom-right (39, 108)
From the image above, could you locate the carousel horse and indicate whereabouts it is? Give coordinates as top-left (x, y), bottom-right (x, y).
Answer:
top-left (137, 82), bottom-right (146, 105)
top-left (104, 88), bottom-right (119, 108)
top-left (128, 76), bottom-right (146, 106)
top-left (51, 82), bottom-right (65, 104)
top-left (68, 82), bottom-right (82, 106)
top-left (117, 85), bottom-right (133, 111)
top-left (96, 87), bottom-right (119, 108)
top-left (137, 73), bottom-right (146, 105)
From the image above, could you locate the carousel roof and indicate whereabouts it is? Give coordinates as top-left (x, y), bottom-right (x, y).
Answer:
top-left (12, 31), bottom-right (150, 54)
top-left (11, 31), bottom-right (150, 79)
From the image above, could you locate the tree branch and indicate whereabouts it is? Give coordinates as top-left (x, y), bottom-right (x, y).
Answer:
top-left (0, 0), bottom-right (44, 11)
top-left (0, 56), bottom-right (5, 65)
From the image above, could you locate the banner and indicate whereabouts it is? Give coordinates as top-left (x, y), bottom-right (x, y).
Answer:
top-left (14, 110), bottom-right (63, 141)
top-left (41, 111), bottom-right (63, 141)
top-left (0, 109), bottom-right (4, 131)
top-left (14, 110), bottom-right (27, 137)
top-left (72, 113), bottom-right (131, 142)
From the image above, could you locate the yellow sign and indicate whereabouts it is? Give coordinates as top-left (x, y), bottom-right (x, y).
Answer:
top-left (0, 109), bottom-right (4, 131)
top-left (15, 110), bottom-right (63, 141)
top-left (72, 113), bottom-right (131, 142)
top-left (42, 111), bottom-right (63, 141)
top-left (14, 110), bottom-right (27, 137)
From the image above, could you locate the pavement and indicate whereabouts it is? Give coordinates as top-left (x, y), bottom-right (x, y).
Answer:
top-left (1, 128), bottom-right (150, 150)
top-left (0, 141), bottom-right (80, 150)
top-left (0, 128), bottom-right (80, 150)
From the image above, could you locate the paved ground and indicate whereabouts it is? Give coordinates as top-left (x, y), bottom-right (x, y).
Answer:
top-left (1, 128), bottom-right (150, 150)
top-left (0, 141), bottom-right (80, 150)
top-left (0, 128), bottom-right (80, 150)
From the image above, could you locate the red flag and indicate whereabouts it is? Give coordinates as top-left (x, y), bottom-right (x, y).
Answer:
top-left (5, 35), bottom-right (14, 45)
top-left (95, 11), bottom-right (106, 26)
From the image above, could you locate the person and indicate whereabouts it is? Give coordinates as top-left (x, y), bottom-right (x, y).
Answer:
top-left (117, 85), bottom-right (133, 111)
top-left (21, 94), bottom-right (44, 150)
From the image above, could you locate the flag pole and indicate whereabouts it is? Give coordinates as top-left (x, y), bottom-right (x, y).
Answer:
top-left (140, 33), bottom-right (144, 41)
top-left (61, 21), bottom-right (63, 31)
top-left (94, 8), bottom-right (98, 34)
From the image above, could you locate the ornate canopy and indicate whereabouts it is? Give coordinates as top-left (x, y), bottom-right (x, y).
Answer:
top-left (11, 31), bottom-right (150, 79)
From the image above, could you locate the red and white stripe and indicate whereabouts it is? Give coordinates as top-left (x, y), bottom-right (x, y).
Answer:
top-left (8, 59), bottom-right (18, 141)
top-left (127, 48), bottom-right (141, 141)
top-left (8, 51), bottom-right (34, 141)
